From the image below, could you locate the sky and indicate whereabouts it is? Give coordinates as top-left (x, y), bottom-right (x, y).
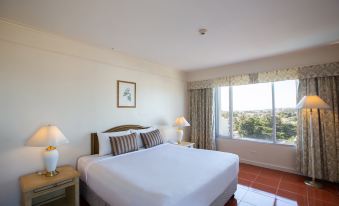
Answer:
top-left (221, 80), bottom-right (297, 111)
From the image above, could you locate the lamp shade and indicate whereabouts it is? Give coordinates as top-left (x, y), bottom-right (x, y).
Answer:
top-left (26, 125), bottom-right (69, 147)
top-left (175, 117), bottom-right (190, 128)
top-left (296, 96), bottom-right (330, 109)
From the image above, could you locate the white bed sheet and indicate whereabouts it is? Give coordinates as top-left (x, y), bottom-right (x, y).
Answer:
top-left (78, 143), bottom-right (239, 206)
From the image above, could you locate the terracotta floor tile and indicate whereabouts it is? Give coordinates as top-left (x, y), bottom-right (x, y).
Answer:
top-left (239, 164), bottom-right (262, 174)
top-left (239, 178), bottom-right (253, 187)
top-left (282, 173), bottom-right (306, 185)
top-left (228, 164), bottom-right (339, 206)
top-left (278, 181), bottom-right (308, 196)
top-left (308, 186), bottom-right (339, 203)
top-left (260, 168), bottom-right (285, 179)
top-left (239, 171), bottom-right (257, 181)
top-left (276, 189), bottom-right (308, 206)
top-left (255, 175), bottom-right (281, 188)
top-left (308, 198), bottom-right (338, 206)
top-left (250, 182), bottom-right (277, 196)
top-left (320, 181), bottom-right (339, 194)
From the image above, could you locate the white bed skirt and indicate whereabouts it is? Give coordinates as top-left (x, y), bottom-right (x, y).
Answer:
top-left (80, 177), bottom-right (237, 206)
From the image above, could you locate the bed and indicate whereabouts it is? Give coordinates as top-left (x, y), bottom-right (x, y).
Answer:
top-left (78, 125), bottom-right (239, 206)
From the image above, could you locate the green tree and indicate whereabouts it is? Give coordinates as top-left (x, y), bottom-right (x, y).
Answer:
top-left (233, 110), bottom-right (296, 143)
top-left (234, 112), bottom-right (272, 140)
top-left (222, 109), bottom-right (297, 143)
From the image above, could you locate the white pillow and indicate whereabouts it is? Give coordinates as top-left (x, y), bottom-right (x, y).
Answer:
top-left (97, 130), bottom-right (132, 156)
top-left (130, 127), bottom-right (156, 148)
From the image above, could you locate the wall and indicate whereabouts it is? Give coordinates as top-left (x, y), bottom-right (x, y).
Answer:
top-left (187, 43), bottom-right (339, 173)
top-left (217, 139), bottom-right (297, 173)
top-left (187, 43), bottom-right (339, 81)
top-left (0, 20), bottom-right (187, 206)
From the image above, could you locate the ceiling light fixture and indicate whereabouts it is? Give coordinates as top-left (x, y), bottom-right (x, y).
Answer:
top-left (199, 28), bottom-right (207, 35)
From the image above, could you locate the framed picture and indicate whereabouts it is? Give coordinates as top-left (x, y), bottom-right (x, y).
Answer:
top-left (117, 80), bottom-right (136, 108)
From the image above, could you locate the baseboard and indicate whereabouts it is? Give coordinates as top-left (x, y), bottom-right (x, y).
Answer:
top-left (240, 158), bottom-right (299, 174)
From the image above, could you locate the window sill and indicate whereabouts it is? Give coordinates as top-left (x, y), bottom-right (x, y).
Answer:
top-left (217, 136), bottom-right (296, 147)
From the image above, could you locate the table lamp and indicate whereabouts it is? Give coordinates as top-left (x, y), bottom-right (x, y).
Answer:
top-left (26, 125), bottom-right (69, 177)
top-left (296, 95), bottom-right (330, 188)
top-left (175, 117), bottom-right (190, 144)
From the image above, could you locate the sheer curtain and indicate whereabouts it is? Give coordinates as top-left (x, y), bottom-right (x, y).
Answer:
top-left (189, 88), bottom-right (216, 150)
top-left (297, 76), bottom-right (339, 182)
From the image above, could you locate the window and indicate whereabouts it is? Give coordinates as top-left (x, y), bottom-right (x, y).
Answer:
top-left (219, 87), bottom-right (230, 136)
top-left (233, 83), bottom-right (273, 142)
top-left (274, 80), bottom-right (297, 144)
top-left (218, 80), bottom-right (298, 145)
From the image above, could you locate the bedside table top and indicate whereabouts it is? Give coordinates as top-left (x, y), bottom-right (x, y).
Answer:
top-left (178, 141), bottom-right (195, 147)
top-left (20, 165), bottom-right (79, 193)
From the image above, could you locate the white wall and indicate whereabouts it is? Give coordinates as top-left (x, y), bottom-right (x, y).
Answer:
top-left (217, 139), bottom-right (297, 173)
top-left (187, 43), bottom-right (339, 173)
top-left (0, 20), bottom-right (187, 206)
top-left (187, 43), bottom-right (339, 81)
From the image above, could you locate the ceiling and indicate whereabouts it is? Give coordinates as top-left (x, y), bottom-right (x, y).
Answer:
top-left (1, 0), bottom-right (339, 71)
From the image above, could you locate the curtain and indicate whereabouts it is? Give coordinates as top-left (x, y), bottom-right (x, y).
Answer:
top-left (189, 88), bottom-right (216, 150)
top-left (297, 76), bottom-right (339, 182)
top-left (188, 61), bottom-right (339, 90)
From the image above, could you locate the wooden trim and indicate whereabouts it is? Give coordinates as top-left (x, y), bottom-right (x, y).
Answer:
top-left (117, 80), bottom-right (136, 108)
top-left (90, 133), bottom-right (99, 156)
top-left (91, 125), bottom-right (149, 155)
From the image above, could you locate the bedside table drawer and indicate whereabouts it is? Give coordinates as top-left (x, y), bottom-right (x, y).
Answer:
top-left (33, 184), bottom-right (56, 193)
top-left (20, 166), bottom-right (80, 206)
top-left (56, 179), bottom-right (73, 187)
top-left (33, 179), bottom-right (73, 193)
top-left (175, 142), bottom-right (195, 148)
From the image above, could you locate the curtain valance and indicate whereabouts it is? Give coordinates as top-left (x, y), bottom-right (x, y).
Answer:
top-left (188, 61), bottom-right (339, 90)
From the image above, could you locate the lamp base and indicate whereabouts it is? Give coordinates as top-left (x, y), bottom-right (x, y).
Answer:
top-left (45, 170), bottom-right (59, 177)
top-left (43, 147), bottom-right (59, 177)
top-left (304, 180), bottom-right (322, 188)
top-left (176, 129), bottom-right (184, 144)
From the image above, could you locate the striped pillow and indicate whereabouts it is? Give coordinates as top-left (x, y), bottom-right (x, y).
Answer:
top-left (110, 133), bottom-right (138, 156)
top-left (140, 129), bottom-right (164, 148)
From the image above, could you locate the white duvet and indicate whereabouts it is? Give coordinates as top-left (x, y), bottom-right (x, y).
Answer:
top-left (78, 143), bottom-right (239, 206)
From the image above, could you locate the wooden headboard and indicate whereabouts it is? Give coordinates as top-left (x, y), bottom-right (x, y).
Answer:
top-left (91, 125), bottom-right (149, 155)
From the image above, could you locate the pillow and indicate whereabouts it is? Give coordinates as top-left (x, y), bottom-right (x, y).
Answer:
top-left (130, 127), bottom-right (156, 148)
top-left (97, 130), bottom-right (131, 156)
top-left (110, 133), bottom-right (138, 156)
top-left (140, 129), bottom-right (164, 148)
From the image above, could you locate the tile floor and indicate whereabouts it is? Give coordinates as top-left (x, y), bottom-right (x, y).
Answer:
top-left (226, 163), bottom-right (339, 206)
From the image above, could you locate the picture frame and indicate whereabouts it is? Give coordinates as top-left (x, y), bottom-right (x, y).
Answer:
top-left (117, 80), bottom-right (136, 108)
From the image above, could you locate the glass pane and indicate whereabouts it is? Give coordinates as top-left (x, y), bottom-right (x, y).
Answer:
top-left (274, 80), bottom-right (297, 145)
top-left (219, 87), bottom-right (230, 136)
top-left (233, 83), bottom-right (273, 142)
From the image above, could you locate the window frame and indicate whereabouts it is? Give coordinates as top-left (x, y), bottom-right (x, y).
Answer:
top-left (216, 80), bottom-right (297, 145)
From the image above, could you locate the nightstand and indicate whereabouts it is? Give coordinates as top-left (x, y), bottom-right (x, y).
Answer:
top-left (177, 141), bottom-right (195, 148)
top-left (20, 165), bottom-right (80, 206)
